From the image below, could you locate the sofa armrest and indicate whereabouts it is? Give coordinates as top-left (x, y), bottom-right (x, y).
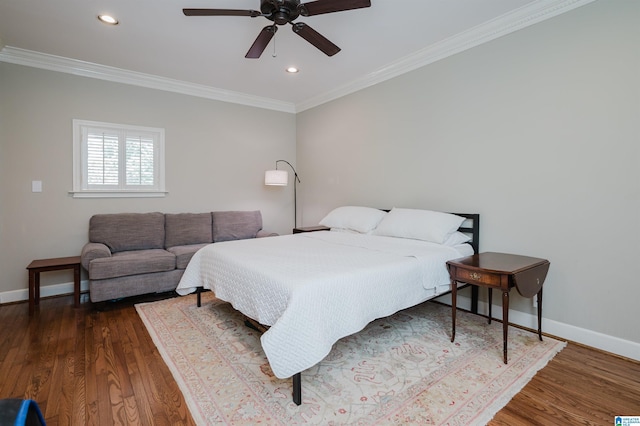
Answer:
top-left (81, 242), bottom-right (112, 270)
top-left (256, 230), bottom-right (278, 238)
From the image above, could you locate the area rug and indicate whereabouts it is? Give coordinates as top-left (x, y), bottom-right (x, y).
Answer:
top-left (136, 293), bottom-right (565, 425)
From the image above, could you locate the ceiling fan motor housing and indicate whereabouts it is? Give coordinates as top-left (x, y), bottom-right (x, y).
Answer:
top-left (261, 0), bottom-right (301, 25)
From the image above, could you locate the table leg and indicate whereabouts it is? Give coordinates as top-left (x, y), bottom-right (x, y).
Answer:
top-left (537, 287), bottom-right (543, 341)
top-left (28, 270), bottom-right (36, 315)
top-left (74, 264), bottom-right (81, 308)
top-left (502, 290), bottom-right (509, 364)
top-left (487, 288), bottom-right (492, 324)
top-left (451, 279), bottom-right (457, 342)
top-left (35, 272), bottom-right (40, 305)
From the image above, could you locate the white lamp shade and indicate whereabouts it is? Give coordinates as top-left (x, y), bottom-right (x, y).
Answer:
top-left (265, 169), bottom-right (288, 186)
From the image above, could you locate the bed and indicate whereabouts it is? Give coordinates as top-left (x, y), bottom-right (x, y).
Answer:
top-left (176, 207), bottom-right (480, 405)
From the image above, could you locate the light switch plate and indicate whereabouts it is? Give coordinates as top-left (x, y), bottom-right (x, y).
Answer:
top-left (32, 180), bottom-right (42, 192)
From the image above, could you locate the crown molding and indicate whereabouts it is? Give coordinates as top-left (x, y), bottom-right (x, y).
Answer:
top-left (295, 0), bottom-right (596, 112)
top-left (0, 47), bottom-right (296, 114)
top-left (0, 0), bottom-right (594, 114)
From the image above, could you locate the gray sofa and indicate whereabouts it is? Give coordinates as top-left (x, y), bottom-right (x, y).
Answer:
top-left (80, 210), bottom-right (276, 303)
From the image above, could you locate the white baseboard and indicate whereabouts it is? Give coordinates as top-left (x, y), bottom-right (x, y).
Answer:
top-left (0, 280), bottom-right (89, 304)
top-left (1, 283), bottom-right (637, 362)
top-left (436, 293), bottom-right (640, 362)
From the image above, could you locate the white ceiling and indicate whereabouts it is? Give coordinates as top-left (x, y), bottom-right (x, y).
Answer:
top-left (0, 0), bottom-right (591, 112)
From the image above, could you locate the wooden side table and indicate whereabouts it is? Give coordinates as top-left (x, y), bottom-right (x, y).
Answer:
top-left (292, 225), bottom-right (330, 234)
top-left (27, 256), bottom-right (82, 315)
top-left (447, 252), bottom-right (550, 364)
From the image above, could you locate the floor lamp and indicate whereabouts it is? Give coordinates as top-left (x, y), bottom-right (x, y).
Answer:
top-left (265, 160), bottom-right (301, 228)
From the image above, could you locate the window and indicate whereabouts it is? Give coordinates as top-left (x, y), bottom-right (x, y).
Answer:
top-left (72, 120), bottom-right (166, 198)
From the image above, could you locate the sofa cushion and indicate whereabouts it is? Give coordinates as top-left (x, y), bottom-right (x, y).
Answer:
top-left (212, 210), bottom-right (263, 242)
top-left (89, 249), bottom-right (175, 280)
top-left (165, 213), bottom-right (213, 248)
top-left (167, 243), bottom-right (210, 269)
top-left (90, 212), bottom-right (165, 253)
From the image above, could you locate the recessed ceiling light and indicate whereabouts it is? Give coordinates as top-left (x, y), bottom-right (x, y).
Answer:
top-left (286, 67), bottom-right (299, 73)
top-left (98, 14), bottom-right (119, 25)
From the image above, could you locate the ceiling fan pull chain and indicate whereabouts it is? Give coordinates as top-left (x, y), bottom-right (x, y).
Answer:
top-left (272, 28), bottom-right (277, 57)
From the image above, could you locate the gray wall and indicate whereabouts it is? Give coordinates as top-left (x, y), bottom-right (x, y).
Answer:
top-left (296, 1), bottom-right (640, 346)
top-left (0, 63), bottom-right (296, 295)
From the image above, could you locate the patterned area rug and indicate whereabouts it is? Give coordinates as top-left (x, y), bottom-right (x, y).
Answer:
top-left (136, 293), bottom-right (565, 425)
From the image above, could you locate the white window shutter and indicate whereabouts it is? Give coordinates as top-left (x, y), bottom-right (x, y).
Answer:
top-left (72, 119), bottom-right (166, 198)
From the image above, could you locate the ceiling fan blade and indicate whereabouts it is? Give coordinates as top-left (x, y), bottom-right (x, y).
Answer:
top-left (183, 9), bottom-right (261, 17)
top-left (299, 0), bottom-right (371, 17)
top-left (291, 22), bottom-right (340, 56)
top-left (246, 26), bottom-right (278, 58)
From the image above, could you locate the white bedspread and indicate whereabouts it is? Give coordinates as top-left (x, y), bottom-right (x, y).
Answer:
top-left (176, 231), bottom-right (472, 378)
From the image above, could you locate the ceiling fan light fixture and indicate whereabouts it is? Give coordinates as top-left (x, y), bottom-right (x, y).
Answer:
top-left (98, 14), bottom-right (119, 25)
top-left (286, 67), bottom-right (299, 73)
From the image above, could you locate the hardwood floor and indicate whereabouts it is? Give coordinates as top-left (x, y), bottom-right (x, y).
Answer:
top-left (0, 294), bottom-right (195, 425)
top-left (1, 294), bottom-right (638, 425)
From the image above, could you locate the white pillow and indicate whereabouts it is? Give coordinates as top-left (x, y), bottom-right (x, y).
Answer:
top-left (319, 206), bottom-right (387, 234)
top-left (372, 208), bottom-right (465, 244)
top-left (443, 231), bottom-right (472, 246)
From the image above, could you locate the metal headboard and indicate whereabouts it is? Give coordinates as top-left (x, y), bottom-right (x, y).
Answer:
top-left (451, 213), bottom-right (480, 254)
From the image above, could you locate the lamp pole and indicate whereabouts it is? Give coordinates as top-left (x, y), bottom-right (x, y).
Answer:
top-left (275, 160), bottom-right (301, 228)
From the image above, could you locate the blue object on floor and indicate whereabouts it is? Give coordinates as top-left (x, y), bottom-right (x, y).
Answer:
top-left (0, 399), bottom-right (46, 426)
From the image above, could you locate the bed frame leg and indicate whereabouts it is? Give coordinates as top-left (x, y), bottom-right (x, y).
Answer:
top-left (292, 373), bottom-right (301, 405)
top-left (471, 286), bottom-right (479, 314)
top-left (196, 287), bottom-right (202, 307)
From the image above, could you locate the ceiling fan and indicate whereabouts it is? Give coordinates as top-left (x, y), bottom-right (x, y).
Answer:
top-left (183, 0), bottom-right (372, 58)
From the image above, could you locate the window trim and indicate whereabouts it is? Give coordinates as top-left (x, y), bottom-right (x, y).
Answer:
top-left (71, 119), bottom-right (167, 198)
